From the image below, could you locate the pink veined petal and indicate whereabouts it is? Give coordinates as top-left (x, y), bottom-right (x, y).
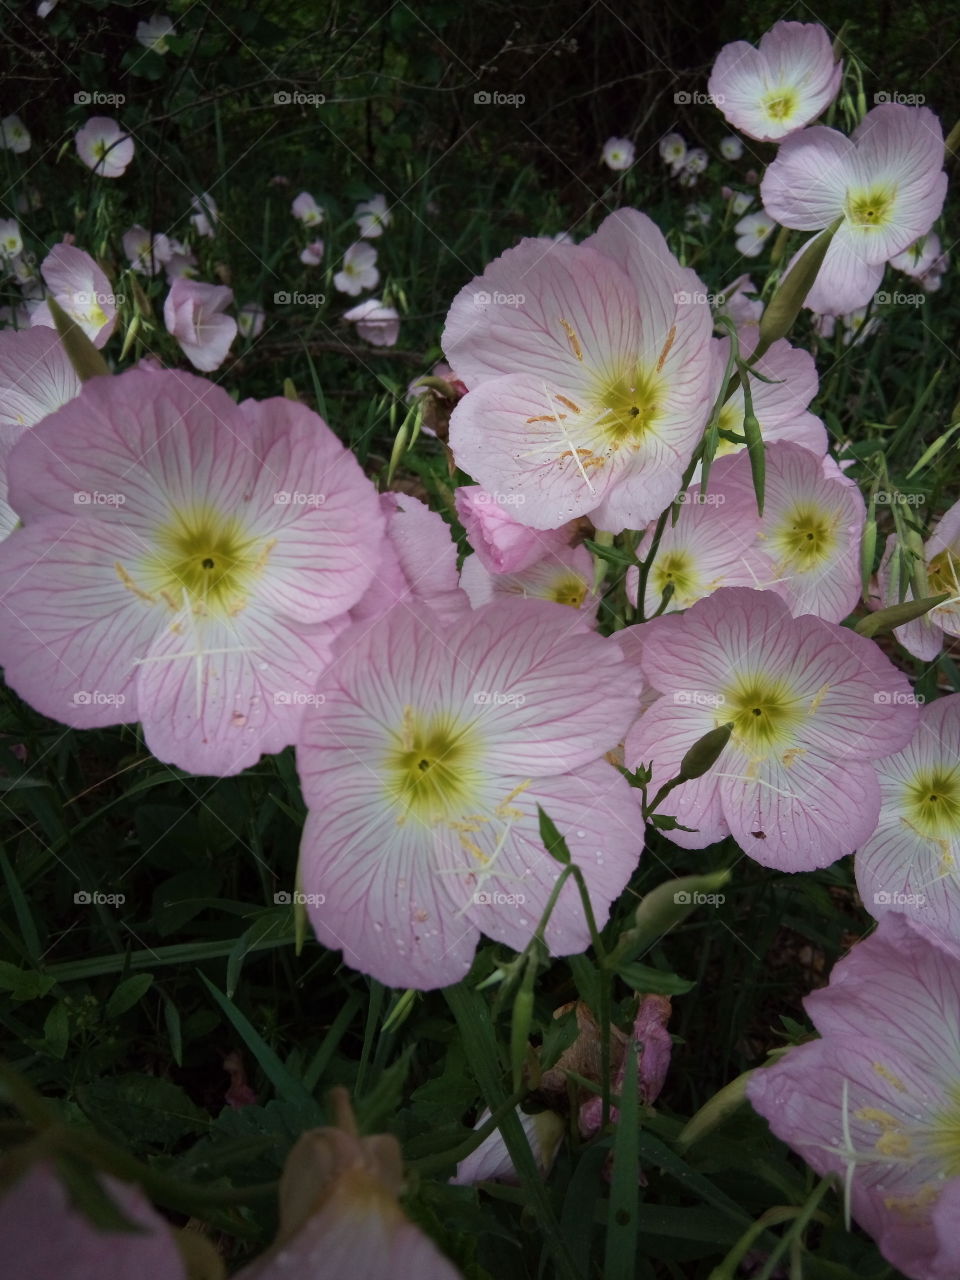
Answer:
top-left (876, 533), bottom-right (944, 661)
top-left (852, 103), bottom-right (946, 199)
top-left (32, 243), bottom-right (118, 348)
top-left (0, 515), bottom-right (159, 726)
top-left (760, 126), bottom-right (851, 228)
top-left (459, 545), bottom-right (599, 624)
top-left (800, 232), bottom-right (886, 315)
top-left (624, 696), bottom-right (731, 850)
top-left (452, 1108), bottom-right (561, 1185)
top-left (441, 237), bottom-right (640, 391)
top-left (454, 484), bottom-right (573, 575)
top-left (0, 1162), bottom-right (186, 1280)
top-left (719, 745), bottom-right (881, 870)
top-left (136, 609), bottom-right (340, 777)
top-left (0, 326), bottom-right (82, 432)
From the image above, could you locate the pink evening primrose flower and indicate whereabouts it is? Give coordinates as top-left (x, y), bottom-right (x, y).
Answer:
top-left (890, 232), bottom-right (950, 291)
top-left (296, 598), bottom-right (644, 989)
top-left (734, 210), bottom-right (775, 258)
top-left (74, 116), bottom-right (134, 178)
top-left (334, 241), bottom-right (379, 296)
top-left (0, 369), bottom-right (384, 776)
top-left (235, 1094), bottom-right (464, 1280)
top-left (710, 442), bottom-right (865, 622)
top-left (355, 193), bottom-right (392, 238)
top-left (0, 114), bottom-right (31, 154)
top-left (762, 104), bottom-right (948, 315)
top-left (602, 137), bottom-right (635, 170)
top-left (719, 135), bottom-right (744, 161)
top-left (624, 587), bottom-right (919, 870)
top-left (626, 472), bottom-right (763, 618)
top-left (163, 277), bottom-right (237, 371)
top-left (856, 695), bottom-right (960, 947)
top-left (454, 484), bottom-right (573, 575)
top-left (189, 192), bottom-right (218, 238)
top-left (122, 224), bottom-right (172, 275)
top-left (349, 491), bottom-right (467, 628)
top-left (459, 544), bottom-right (600, 622)
top-left (299, 239), bottom-right (325, 266)
top-left (343, 298), bottom-right (399, 347)
top-left (0, 327), bottom-right (82, 538)
top-left (237, 301), bottom-right (266, 339)
top-left (875, 498), bottom-right (960, 662)
top-left (0, 1162), bottom-right (186, 1280)
top-left (747, 912), bottom-right (960, 1280)
top-left (136, 13), bottom-right (175, 53)
top-left (292, 192), bottom-right (324, 226)
top-left (659, 133), bottom-right (686, 172)
top-left (442, 208), bottom-right (716, 533)
top-left (578, 993), bottom-right (673, 1139)
top-left (0, 219), bottom-right (22, 258)
top-left (708, 21), bottom-right (842, 143)
top-left (30, 243), bottom-right (118, 348)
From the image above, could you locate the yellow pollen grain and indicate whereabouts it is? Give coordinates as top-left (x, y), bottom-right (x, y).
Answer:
top-left (854, 1107), bottom-right (902, 1130)
top-left (555, 394), bottom-right (582, 413)
top-left (875, 1131), bottom-right (912, 1158)
top-left (809, 684), bottom-right (831, 713)
top-left (873, 1062), bottom-right (908, 1092)
top-left (656, 325), bottom-right (677, 373)
top-left (115, 562), bottom-right (157, 604)
top-left (559, 318), bottom-right (583, 361)
top-left (525, 413), bottom-right (567, 424)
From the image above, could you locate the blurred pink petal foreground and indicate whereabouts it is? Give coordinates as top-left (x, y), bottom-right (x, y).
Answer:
top-left (748, 913), bottom-right (960, 1280)
top-left (625, 587), bottom-right (918, 870)
top-left (0, 369), bottom-right (383, 776)
top-left (443, 209), bottom-right (715, 533)
top-left (297, 598), bottom-right (643, 988)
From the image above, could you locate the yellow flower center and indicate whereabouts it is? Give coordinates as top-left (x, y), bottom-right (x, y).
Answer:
top-left (546, 574), bottom-right (588, 609)
top-left (384, 708), bottom-right (483, 823)
top-left (138, 506), bottom-right (271, 617)
top-left (846, 185), bottom-right (896, 230)
top-left (762, 88), bottom-right (798, 122)
top-left (723, 674), bottom-right (805, 753)
top-left (927, 549), bottom-right (960, 600)
top-left (595, 367), bottom-right (663, 445)
top-left (650, 549), bottom-right (699, 607)
top-left (769, 504), bottom-right (837, 571)
top-left (903, 767), bottom-right (960, 840)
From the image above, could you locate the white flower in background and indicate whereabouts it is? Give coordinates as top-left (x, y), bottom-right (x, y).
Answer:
top-left (684, 203), bottom-right (711, 228)
top-left (735, 210), bottom-right (776, 257)
top-left (75, 117), bottom-right (134, 178)
top-left (720, 135), bottom-right (744, 160)
top-left (727, 190), bottom-right (753, 216)
top-left (333, 241), bottom-right (379, 295)
top-left (136, 14), bottom-right (175, 53)
top-left (299, 240), bottom-right (325, 266)
top-left (0, 220), bottom-right (23, 259)
top-left (292, 192), bottom-right (324, 226)
top-left (0, 115), bottom-right (31, 154)
top-left (354, 194), bottom-right (392, 238)
top-left (36, 0), bottom-right (57, 16)
top-left (602, 137), bottom-right (635, 171)
top-left (237, 302), bottom-right (265, 339)
top-left (190, 192), bottom-right (218, 238)
top-left (343, 298), bottom-right (399, 347)
top-left (659, 132), bottom-right (687, 171)
top-left (122, 225), bottom-right (172, 275)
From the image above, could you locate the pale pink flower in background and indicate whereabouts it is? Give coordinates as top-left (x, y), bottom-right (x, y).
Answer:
top-left (726, 189), bottom-right (753, 215)
top-left (0, 219), bottom-right (23, 259)
top-left (707, 335), bottom-right (828, 460)
top-left (349, 491), bottom-right (467, 627)
top-left (235, 1094), bottom-right (464, 1279)
top-left (334, 241), bottom-right (379, 295)
top-left (602, 136), bottom-right (635, 170)
top-left (452, 1107), bottom-right (565, 1185)
top-left (709, 21), bottom-right (842, 142)
top-left (296, 598), bottom-right (643, 989)
top-left (460, 544), bottom-right (600, 622)
top-left (343, 298), bottom-right (399, 346)
top-left (0, 114), bottom-right (31, 154)
top-left (811, 305), bottom-right (880, 346)
top-left (299, 239), bottom-right (325, 266)
top-left (684, 203), bottom-right (711, 228)
top-left (136, 13), bottom-right (175, 53)
top-left (163, 277), bottom-right (237, 371)
top-left (0, 1162), bottom-right (186, 1280)
top-left (30, 243), bottom-right (118, 348)
top-left (624, 587), bottom-right (918, 870)
top-left (856, 696), bottom-right (960, 947)
top-left (762, 105), bottom-right (947, 314)
top-left (0, 327), bottom-right (82, 538)
top-left (355, 193), bottom-right (392, 238)
top-left (237, 301), bottom-right (265, 339)
top-left (443, 208), bottom-right (716, 533)
top-left (162, 237), bottom-right (198, 281)
top-left (659, 132), bottom-right (687, 172)
top-left (714, 274), bottom-right (762, 353)
top-left (0, 369), bottom-right (384, 776)
top-left (455, 484), bottom-right (573, 575)
top-left (711, 443), bottom-right (865, 621)
top-left (292, 191), bottom-right (324, 226)
top-left (875, 498), bottom-right (960, 661)
top-left (747, 913), bottom-right (960, 1280)
top-left (122, 224), bottom-right (172, 275)
top-left (734, 210), bottom-right (775, 257)
top-left (683, 147), bottom-right (708, 175)
top-left (719, 135), bottom-right (744, 160)
top-left (189, 192), bottom-right (218, 238)
top-left (890, 232), bottom-right (950, 291)
top-left (626, 475), bottom-right (762, 617)
top-left (75, 116), bottom-right (134, 178)
top-left (37, 0), bottom-right (58, 15)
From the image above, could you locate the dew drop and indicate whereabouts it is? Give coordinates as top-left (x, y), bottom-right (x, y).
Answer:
top-left (577, 830), bottom-right (586, 838)
top-left (373, 922), bottom-right (383, 933)
top-left (231, 712), bottom-right (247, 728)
